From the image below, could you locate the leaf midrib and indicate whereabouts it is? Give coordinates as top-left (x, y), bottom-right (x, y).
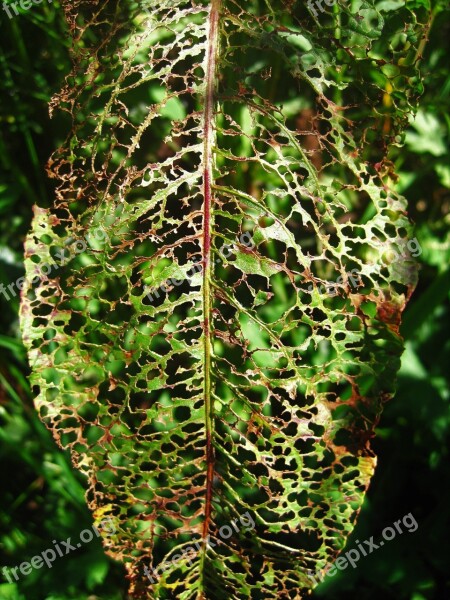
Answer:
top-left (199, 0), bottom-right (221, 573)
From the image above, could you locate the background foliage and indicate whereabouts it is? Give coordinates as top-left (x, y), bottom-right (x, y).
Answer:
top-left (0, 1), bottom-right (448, 599)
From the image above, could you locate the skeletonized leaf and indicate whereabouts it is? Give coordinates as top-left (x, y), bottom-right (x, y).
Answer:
top-left (20, 1), bottom-right (427, 598)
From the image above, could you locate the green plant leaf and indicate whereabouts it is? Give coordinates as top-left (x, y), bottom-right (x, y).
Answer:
top-left (19, 1), bottom-right (428, 598)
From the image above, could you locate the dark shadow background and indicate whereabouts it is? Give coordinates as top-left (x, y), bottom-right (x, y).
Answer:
top-left (0, 1), bottom-right (448, 599)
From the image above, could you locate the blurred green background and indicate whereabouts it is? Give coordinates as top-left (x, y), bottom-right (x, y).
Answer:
top-left (0, 1), bottom-right (448, 599)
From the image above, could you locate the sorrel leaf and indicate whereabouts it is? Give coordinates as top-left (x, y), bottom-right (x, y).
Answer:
top-left (20, 1), bottom-right (429, 597)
